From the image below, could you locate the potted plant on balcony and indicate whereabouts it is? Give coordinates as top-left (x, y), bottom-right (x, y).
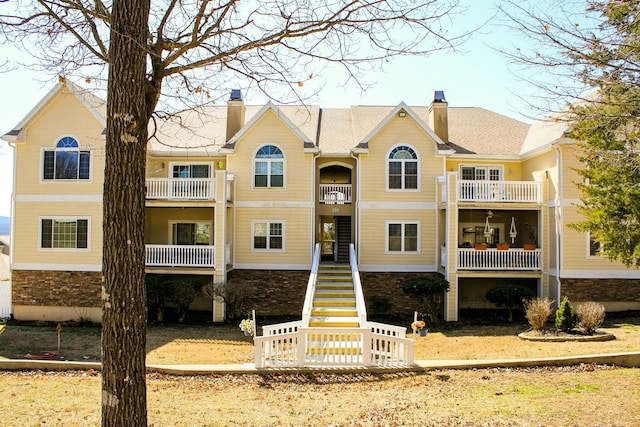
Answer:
top-left (524, 230), bottom-right (537, 250)
top-left (497, 243), bottom-right (510, 250)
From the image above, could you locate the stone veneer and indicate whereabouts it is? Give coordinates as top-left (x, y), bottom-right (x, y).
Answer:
top-left (228, 269), bottom-right (441, 317)
top-left (561, 278), bottom-right (640, 302)
top-left (12, 270), bottom-right (102, 307)
top-left (226, 269), bottom-right (309, 316)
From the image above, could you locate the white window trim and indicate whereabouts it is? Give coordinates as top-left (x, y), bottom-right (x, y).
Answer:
top-left (167, 220), bottom-right (214, 245)
top-left (168, 162), bottom-right (213, 178)
top-left (40, 135), bottom-right (93, 183)
top-left (252, 144), bottom-right (286, 189)
top-left (459, 165), bottom-right (504, 181)
top-left (251, 219), bottom-right (285, 252)
top-left (385, 220), bottom-right (420, 254)
top-left (587, 232), bottom-right (604, 257)
top-left (38, 216), bottom-right (91, 251)
top-left (385, 144), bottom-right (420, 192)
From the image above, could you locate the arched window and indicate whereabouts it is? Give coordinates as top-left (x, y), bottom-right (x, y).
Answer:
top-left (254, 145), bottom-right (284, 188)
top-left (388, 145), bottom-right (418, 190)
top-left (43, 136), bottom-right (91, 180)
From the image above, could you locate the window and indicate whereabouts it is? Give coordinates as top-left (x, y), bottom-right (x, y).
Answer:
top-left (253, 221), bottom-right (284, 250)
top-left (171, 222), bottom-right (211, 245)
top-left (387, 222), bottom-right (418, 253)
top-left (461, 166), bottom-right (502, 181)
top-left (388, 145), bottom-right (418, 190)
top-left (43, 137), bottom-right (91, 180)
top-left (40, 218), bottom-right (89, 249)
top-left (172, 164), bottom-right (211, 178)
top-left (254, 145), bottom-right (284, 188)
top-left (588, 233), bottom-right (603, 256)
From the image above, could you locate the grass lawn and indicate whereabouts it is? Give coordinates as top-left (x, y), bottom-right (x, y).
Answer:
top-left (1, 317), bottom-right (639, 426)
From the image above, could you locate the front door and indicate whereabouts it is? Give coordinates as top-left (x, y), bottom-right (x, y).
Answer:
top-left (320, 217), bottom-right (336, 261)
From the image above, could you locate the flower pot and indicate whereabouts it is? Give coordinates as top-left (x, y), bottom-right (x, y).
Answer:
top-left (243, 330), bottom-right (251, 336)
top-left (497, 243), bottom-right (510, 250)
top-left (418, 329), bottom-right (428, 337)
top-left (474, 243), bottom-right (487, 250)
top-left (524, 244), bottom-right (537, 250)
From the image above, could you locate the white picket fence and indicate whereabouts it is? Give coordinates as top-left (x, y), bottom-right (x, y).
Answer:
top-left (254, 321), bottom-right (413, 368)
top-left (0, 281), bottom-right (11, 319)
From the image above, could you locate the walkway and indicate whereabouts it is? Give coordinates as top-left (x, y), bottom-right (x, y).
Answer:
top-left (1, 352), bottom-right (639, 374)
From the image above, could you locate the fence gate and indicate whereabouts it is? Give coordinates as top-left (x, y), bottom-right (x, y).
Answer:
top-left (0, 281), bottom-right (11, 319)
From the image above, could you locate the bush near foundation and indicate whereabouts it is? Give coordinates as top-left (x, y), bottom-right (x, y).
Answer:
top-left (576, 301), bottom-right (606, 335)
top-left (524, 297), bottom-right (554, 331)
top-left (555, 296), bottom-right (577, 332)
top-left (485, 285), bottom-right (534, 322)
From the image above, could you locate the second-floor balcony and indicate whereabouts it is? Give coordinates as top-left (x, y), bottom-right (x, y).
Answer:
top-left (146, 178), bottom-right (215, 201)
top-left (146, 244), bottom-right (215, 268)
top-left (457, 180), bottom-right (541, 203)
top-left (457, 247), bottom-right (541, 270)
top-left (319, 184), bottom-right (352, 204)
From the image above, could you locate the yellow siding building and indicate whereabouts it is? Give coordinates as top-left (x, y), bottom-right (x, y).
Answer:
top-left (3, 82), bottom-right (639, 323)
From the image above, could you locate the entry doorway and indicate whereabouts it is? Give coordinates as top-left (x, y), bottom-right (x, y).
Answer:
top-left (319, 216), bottom-right (351, 263)
top-left (320, 217), bottom-right (336, 261)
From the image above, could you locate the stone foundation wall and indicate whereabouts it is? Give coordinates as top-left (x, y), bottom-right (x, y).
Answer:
top-left (561, 278), bottom-right (640, 303)
top-left (226, 270), bottom-right (442, 318)
top-left (360, 272), bottom-right (445, 316)
top-left (12, 270), bottom-right (102, 307)
top-left (226, 269), bottom-right (309, 316)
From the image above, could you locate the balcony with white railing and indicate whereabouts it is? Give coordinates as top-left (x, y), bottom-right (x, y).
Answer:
top-left (457, 247), bottom-right (541, 270)
top-left (319, 184), bottom-right (352, 204)
top-left (457, 180), bottom-right (541, 203)
top-left (146, 178), bottom-right (216, 201)
top-left (145, 244), bottom-right (215, 268)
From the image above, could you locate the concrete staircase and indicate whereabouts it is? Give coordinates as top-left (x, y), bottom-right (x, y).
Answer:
top-left (309, 264), bottom-right (360, 328)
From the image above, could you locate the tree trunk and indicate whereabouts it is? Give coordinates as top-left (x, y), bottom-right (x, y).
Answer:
top-left (101, 0), bottom-right (151, 425)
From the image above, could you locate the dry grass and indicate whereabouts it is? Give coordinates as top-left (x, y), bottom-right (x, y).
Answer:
top-left (1, 318), bottom-right (640, 426)
top-left (1, 366), bottom-right (640, 426)
top-left (1, 317), bottom-right (639, 363)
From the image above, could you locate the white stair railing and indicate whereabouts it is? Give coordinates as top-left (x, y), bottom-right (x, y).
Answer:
top-left (301, 243), bottom-right (321, 327)
top-left (253, 242), bottom-right (415, 368)
top-left (349, 244), bottom-right (367, 326)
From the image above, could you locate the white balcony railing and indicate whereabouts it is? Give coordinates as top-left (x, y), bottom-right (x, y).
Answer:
top-left (319, 184), bottom-right (352, 204)
top-left (146, 244), bottom-right (215, 267)
top-left (457, 248), bottom-right (541, 270)
top-left (458, 180), bottom-right (541, 203)
top-left (146, 178), bottom-right (215, 200)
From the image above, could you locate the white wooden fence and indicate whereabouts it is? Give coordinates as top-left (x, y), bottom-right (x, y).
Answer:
top-left (254, 322), bottom-right (414, 368)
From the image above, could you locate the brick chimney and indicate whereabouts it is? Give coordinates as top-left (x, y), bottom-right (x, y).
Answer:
top-left (428, 90), bottom-right (448, 143)
top-left (226, 89), bottom-right (245, 141)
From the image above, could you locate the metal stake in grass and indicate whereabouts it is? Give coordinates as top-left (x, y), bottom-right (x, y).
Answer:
top-left (56, 323), bottom-right (61, 352)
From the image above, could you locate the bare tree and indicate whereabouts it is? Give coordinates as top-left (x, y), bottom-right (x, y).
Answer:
top-left (1, 1), bottom-right (469, 425)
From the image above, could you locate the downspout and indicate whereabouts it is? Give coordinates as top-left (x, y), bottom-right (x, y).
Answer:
top-left (8, 142), bottom-right (16, 270)
top-left (553, 144), bottom-right (563, 306)
top-left (311, 150), bottom-right (320, 264)
top-left (350, 151), bottom-right (360, 265)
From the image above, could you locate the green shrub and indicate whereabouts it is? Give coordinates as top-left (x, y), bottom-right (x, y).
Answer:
top-left (485, 285), bottom-right (534, 322)
top-left (555, 296), bottom-right (577, 332)
top-left (402, 276), bottom-right (450, 323)
top-left (524, 297), bottom-right (554, 331)
top-left (368, 295), bottom-right (393, 317)
top-left (575, 301), bottom-right (606, 335)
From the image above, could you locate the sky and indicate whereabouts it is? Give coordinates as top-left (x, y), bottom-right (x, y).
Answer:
top-left (0, 0), bottom-right (553, 218)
